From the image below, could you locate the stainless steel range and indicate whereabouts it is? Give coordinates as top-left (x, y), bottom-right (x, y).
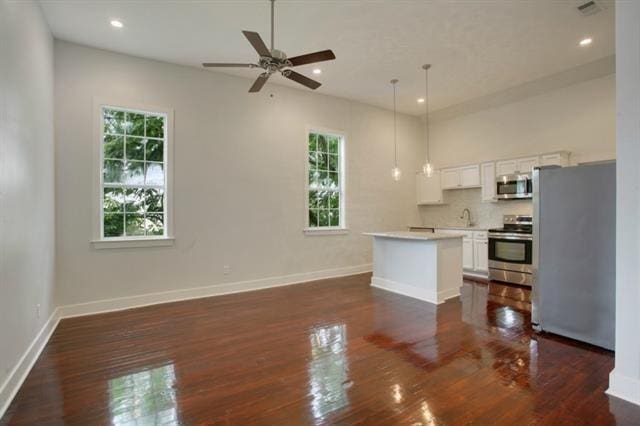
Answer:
top-left (488, 215), bottom-right (533, 286)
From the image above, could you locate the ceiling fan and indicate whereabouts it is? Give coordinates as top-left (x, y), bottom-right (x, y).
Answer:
top-left (202, 0), bottom-right (336, 93)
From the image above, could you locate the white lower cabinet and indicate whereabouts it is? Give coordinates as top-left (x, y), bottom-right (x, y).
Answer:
top-left (473, 239), bottom-right (488, 272)
top-left (435, 229), bottom-right (488, 276)
top-left (462, 238), bottom-right (474, 269)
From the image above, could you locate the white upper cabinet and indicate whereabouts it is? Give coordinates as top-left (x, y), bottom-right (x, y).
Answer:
top-left (441, 168), bottom-right (461, 189)
top-left (460, 165), bottom-right (481, 187)
top-left (496, 159), bottom-right (517, 176)
top-left (440, 165), bottom-right (480, 189)
top-left (541, 151), bottom-right (570, 167)
top-left (416, 171), bottom-right (444, 205)
top-left (516, 156), bottom-right (539, 173)
top-left (496, 156), bottom-right (539, 175)
top-left (481, 162), bottom-right (496, 202)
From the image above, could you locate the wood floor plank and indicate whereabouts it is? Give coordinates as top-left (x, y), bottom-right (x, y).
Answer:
top-left (1, 274), bottom-right (639, 425)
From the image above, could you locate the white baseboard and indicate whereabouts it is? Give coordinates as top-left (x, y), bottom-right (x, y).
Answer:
top-left (0, 309), bottom-right (61, 419)
top-left (0, 264), bottom-right (371, 420)
top-left (58, 264), bottom-right (372, 318)
top-left (370, 277), bottom-right (460, 305)
top-left (607, 369), bottom-right (640, 406)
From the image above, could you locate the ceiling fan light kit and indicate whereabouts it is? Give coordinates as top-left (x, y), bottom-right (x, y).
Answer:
top-left (202, 0), bottom-right (335, 93)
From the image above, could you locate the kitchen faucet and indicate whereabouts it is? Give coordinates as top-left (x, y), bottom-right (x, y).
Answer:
top-left (460, 208), bottom-right (474, 227)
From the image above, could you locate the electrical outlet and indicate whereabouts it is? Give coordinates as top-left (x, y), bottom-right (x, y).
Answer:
top-left (36, 304), bottom-right (41, 319)
top-left (223, 265), bottom-right (231, 275)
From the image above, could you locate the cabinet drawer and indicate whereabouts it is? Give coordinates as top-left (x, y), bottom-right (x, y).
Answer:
top-left (473, 231), bottom-right (488, 240)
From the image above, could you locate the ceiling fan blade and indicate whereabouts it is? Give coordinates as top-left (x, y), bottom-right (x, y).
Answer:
top-left (242, 30), bottom-right (272, 58)
top-left (283, 70), bottom-right (321, 90)
top-left (202, 63), bottom-right (256, 68)
top-left (249, 73), bottom-right (270, 93)
top-left (287, 50), bottom-right (336, 67)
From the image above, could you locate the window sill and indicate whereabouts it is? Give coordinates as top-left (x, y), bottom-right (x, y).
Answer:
top-left (91, 237), bottom-right (175, 249)
top-left (303, 227), bottom-right (350, 236)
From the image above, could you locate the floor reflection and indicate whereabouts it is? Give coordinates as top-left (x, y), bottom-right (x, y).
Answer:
top-left (108, 363), bottom-right (178, 425)
top-left (308, 324), bottom-right (349, 421)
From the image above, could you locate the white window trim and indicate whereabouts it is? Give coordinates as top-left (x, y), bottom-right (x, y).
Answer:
top-left (304, 126), bottom-right (348, 235)
top-left (91, 97), bottom-right (175, 249)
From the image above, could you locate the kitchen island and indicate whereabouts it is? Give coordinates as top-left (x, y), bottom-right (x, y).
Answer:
top-left (364, 231), bottom-right (463, 304)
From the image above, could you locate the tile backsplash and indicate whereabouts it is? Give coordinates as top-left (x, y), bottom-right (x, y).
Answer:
top-left (417, 187), bottom-right (532, 229)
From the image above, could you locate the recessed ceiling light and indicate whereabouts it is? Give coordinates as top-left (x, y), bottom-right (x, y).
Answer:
top-left (417, 98), bottom-right (425, 103)
top-left (312, 68), bottom-right (322, 75)
top-left (579, 37), bottom-right (593, 46)
top-left (110, 20), bottom-right (124, 28)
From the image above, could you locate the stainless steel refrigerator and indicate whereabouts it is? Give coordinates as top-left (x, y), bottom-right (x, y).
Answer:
top-left (532, 162), bottom-right (615, 350)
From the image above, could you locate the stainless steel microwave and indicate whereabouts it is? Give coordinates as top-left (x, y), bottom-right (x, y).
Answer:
top-left (495, 173), bottom-right (532, 200)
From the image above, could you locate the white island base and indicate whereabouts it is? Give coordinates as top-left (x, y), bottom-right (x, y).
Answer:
top-left (365, 232), bottom-right (463, 304)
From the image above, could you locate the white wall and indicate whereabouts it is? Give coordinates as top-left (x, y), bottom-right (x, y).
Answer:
top-left (608, 0), bottom-right (640, 407)
top-left (429, 73), bottom-right (615, 168)
top-left (0, 0), bottom-right (55, 410)
top-left (54, 41), bottom-right (423, 306)
top-left (417, 72), bottom-right (615, 227)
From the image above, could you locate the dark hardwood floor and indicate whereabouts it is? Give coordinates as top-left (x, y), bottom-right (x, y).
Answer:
top-left (2, 274), bottom-right (639, 425)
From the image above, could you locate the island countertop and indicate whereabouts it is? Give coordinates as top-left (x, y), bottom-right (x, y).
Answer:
top-left (363, 231), bottom-right (463, 241)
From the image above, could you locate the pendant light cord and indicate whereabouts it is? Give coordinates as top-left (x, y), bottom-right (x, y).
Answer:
top-left (424, 65), bottom-right (430, 164)
top-left (393, 80), bottom-right (398, 167)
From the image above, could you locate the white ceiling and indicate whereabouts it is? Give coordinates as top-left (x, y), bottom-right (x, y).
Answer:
top-left (39, 0), bottom-right (615, 115)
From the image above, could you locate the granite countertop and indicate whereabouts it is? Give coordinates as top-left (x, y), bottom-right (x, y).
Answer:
top-left (363, 231), bottom-right (463, 241)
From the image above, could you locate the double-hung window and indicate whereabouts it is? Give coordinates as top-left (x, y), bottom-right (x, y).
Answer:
top-left (306, 130), bottom-right (345, 231)
top-left (98, 104), bottom-right (171, 243)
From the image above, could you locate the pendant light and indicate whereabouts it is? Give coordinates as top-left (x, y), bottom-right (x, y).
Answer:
top-left (390, 79), bottom-right (401, 181)
top-left (422, 64), bottom-right (434, 177)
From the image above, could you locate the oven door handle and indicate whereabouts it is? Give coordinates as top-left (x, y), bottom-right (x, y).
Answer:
top-left (488, 233), bottom-right (533, 241)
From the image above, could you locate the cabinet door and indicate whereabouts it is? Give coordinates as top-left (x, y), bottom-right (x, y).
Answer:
top-left (496, 160), bottom-right (517, 176)
top-left (474, 239), bottom-right (488, 272)
top-left (441, 168), bottom-right (461, 189)
top-left (516, 156), bottom-right (539, 173)
top-left (462, 238), bottom-right (474, 270)
top-left (416, 171), bottom-right (443, 204)
top-left (481, 162), bottom-right (496, 202)
top-left (460, 165), bottom-right (480, 187)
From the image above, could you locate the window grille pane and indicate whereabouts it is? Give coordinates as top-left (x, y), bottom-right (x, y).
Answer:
top-left (104, 109), bottom-right (125, 134)
top-left (146, 214), bottom-right (164, 236)
top-left (146, 116), bottom-right (164, 138)
top-left (125, 214), bottom-right (145, 236)
top-left (318, 210), bottom-right (329, 227)
top-left (145, 189), bottom-right (164, 213)
top-left (145, 140), bottom-right (163, 162)
top-left (124, 161), bottom-right (145, 185)
top-left (145, 163), bottom-right (164, 186)
top-left (125, 188), bottom-right (145, 214)
top-left (126, 137), bottom-right (145, 161)
top-left (104, 188), bottom-right (124, 213)
top-left (126, 112), bottom-right (145, 137)
top-left (104, 160), bottom-right (125, 184)
top-left (104, 135), bottom-right (124, 160)
top-left (104, 213), bottom-right (124, 237)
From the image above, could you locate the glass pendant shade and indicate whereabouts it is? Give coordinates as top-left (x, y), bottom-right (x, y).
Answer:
top-left (392, 167), bottom-right (402, 181)
top-left (423, 162), bottom-right (434, 177)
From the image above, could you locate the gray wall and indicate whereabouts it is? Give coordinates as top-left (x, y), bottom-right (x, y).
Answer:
top-left (0, 0), bottom-right (55, 395)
